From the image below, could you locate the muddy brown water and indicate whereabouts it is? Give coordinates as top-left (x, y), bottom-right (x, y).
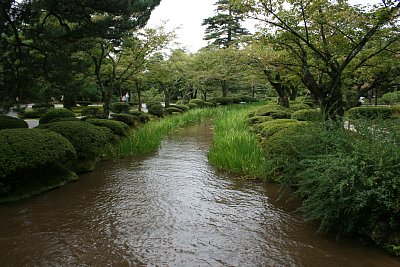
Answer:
top-left (0, 122), bottom-right (399, 266)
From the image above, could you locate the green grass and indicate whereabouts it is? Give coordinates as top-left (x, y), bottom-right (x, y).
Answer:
top-left (208, 105), bottom-right (269, 179)
top-left (116, 107), bottom-right (218, 157)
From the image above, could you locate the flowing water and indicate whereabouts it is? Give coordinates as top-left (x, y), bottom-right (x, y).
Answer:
top-left (0, 122), bottom-right (398, 266)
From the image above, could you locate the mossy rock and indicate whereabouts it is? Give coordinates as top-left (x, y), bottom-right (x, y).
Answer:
top-left (0, 115), bottom-right (28, 130)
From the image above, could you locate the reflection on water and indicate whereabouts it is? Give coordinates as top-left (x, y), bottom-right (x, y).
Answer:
top-left (0, 122), bottom-right (398, 266)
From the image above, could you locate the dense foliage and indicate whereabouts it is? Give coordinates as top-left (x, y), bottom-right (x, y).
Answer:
top-left (36, 121), bottom-right (110, 160)
top-left (0, 115), bottom-right (28, 130)
top-left (85, 118), bottom-right (129, 136)
top-left (0, 128), bottom-right (76, 178)
top-left (39, 108), bottom-right (76, 124)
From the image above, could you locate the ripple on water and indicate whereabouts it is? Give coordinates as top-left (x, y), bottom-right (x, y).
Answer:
top-left (0, 122), bottom-right (398, 267)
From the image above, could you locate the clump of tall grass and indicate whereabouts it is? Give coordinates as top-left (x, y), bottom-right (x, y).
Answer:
top-left (116, 107), bottom-right (218, 157)
top-left (208, 106), bottom-right (268, 179)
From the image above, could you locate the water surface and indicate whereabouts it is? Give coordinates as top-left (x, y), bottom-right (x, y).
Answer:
top-left (0, 122), bottom-right (398, 266)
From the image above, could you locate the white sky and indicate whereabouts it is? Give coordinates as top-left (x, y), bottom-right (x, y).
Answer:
top-left (147, 0), bottom-right (382, 53)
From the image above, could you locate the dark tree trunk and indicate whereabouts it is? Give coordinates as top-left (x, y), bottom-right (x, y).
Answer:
top-left (221, 80), bottom-right (228, 97)
top-left (264, 70), bottom-right (289, 108)
top-left (135, 80), bottom-right (142, 111)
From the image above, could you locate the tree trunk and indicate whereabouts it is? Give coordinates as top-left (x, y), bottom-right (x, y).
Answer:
top-left (135, 80), bottom-right (142, 111)
top-left (221, 80), bottom-right (228, 97)
top-left (320, 76), bottom-right (344, 120)
top-left (264, 70), bottom-right (289, 108)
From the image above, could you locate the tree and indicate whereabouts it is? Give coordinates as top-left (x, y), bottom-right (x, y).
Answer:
top-left (202, 0), bottom-right (250, 48)
top-left (233, 0), bottom-right (400, 118)
top-left (0, 0), bottom-right (161, 110)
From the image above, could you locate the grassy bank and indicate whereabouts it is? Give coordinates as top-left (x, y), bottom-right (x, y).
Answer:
top-left (115, 107), bottom-right (218, 157)
top-left (208, 104), bottom-right (268, 179)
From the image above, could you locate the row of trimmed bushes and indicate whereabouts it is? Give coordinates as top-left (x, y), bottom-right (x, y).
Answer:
top-left (247, 103), bottom-right (400, 255)
top-left (0, 106), bottom-right (152, 202)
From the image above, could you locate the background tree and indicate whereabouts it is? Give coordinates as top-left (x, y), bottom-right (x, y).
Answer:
top-left (202, 0), bottom-right (250, 48)
top-left (0, 0), bottom-right (161, 111)
top-left (233, 0), bottom-right (400, 118)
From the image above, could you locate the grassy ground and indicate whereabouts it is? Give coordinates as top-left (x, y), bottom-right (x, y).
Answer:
top-left (207, 104), bottom-right (269, 179)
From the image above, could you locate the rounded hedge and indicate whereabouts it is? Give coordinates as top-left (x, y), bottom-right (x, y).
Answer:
top-left (81, 106), bottom-right (104, 117)
top-left (189, 99), bottom-right (206, 108)
top-left (111, 102), bottom-right (130, 114)
top-left (18, 109), bottom-right (44, 119)
top-left (347, 106), bottom-right (393, 120)
top-left (187, 103), bottom-right (198, 109)
top-left (254, 105), bottom-right (291, 119)
top-left (0, 115), bottom-right (28, 130)
top-left (0, 128), bottom-right (76, 178)
top-left (130, 110), bottom-right (145, 117)
top-left (258, 120), bottom-right (303, 139)
top-left (289, 103), bottom-right (311, 111)
top-left (240, 95), bottom-right (258, 103)
top-left (39, 108), bottom-right (76, 124)
top-left (291, 109), bottom-right (323, 121)
top-left (76, 101), bottom-right (92, 107)
top-left (165, 107), bottom-right (183, 114)
top-left (32, 103), bottom-right (55, 109)
top-left (85, 118), bottom-right (129, 136)
top-left (214, 97), bottom-right (234, 105)
top-left (111, 113), bottom-right (138, 127)
top-left (246, 115), bottom-right (273, 126)
top-left (36, 121), bottom-right (110, 160)
top-left (173, 104), bottom-right (190, 112)
top-left (146, 101), bottom-right (164, 117)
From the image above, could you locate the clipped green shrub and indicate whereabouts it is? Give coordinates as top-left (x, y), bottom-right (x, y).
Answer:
top-left (0, 128), bottom-right (76, 178)
top-left (76, 101), bottom-right (92, 106)
top-left (189, 99), bottom-right (206, 108)
top-left (18, 109), bottom-right (43, 119)
top-left (32, 103), bottom-right (55, 110)
top-left (111, 113), bottom-right (138, 127)
top-left (291, 109), bottom-right (323, 121)
top-left (81, 106), bottom-right (104, 117)
top-left (289, 103), bottom-right (311, 111)
top-left (165, 107), bottom-right (183, 114)
top-left (173, 104), bottom-right (190, 112)
top-left (187, 103), bottom-right (198, 109)
top-left (37, 121), bottom-right (109, 160)
top-left (39, 108), bottom-right (76, 124)
top-left (240, 95), bottom-right (258, 103)
top-left (138, 114), bottom-right (150, 123)
top-left (204, 101), bottom-right (217, 107)
top-left (146, 101), bottom-right (164, 117)
top-left (0, 115), bottom-right (28, 130)
top-left (263, 122), bottom-right (341, 183)
top-left (85, 118), bottom-right (129, 136)
top-left (254, 104), bottom-right (291, 119)
top-left (111, 102), bottom-right (130, 114)
top-left (246, 115), bottom-right (273, 125)
top-left (215, 97), bottom-right (234, 105)
top-left (130, 110), bottom-right (145, 117)
top-left (381, 91), bottom-right (400, 105)
top-left (347, 106), bottom-right (393, 120)
top-left (258, 120), bottom-right (303, 139)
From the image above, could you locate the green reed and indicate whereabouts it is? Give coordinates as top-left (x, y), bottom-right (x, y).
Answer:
top-left (116, 108), bottom-right (218, 157)
top-left (208, 105), bottom-right (268, 179)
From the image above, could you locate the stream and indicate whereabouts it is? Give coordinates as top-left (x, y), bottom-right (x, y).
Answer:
top-left (0, 122), bottom-right (398, 266)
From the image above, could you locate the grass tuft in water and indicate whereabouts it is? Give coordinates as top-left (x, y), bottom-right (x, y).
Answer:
top-left (208, 105), bottom-right (269, 179)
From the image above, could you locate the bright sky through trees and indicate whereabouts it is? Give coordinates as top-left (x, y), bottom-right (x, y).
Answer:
top-left (148, 0), bottom-right (382, 52)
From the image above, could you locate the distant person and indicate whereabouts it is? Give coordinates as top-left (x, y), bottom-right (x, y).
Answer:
top-left (121, 95), bottom-right (126, 102)
top-left (125, 92), bottom-right (129, 103)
